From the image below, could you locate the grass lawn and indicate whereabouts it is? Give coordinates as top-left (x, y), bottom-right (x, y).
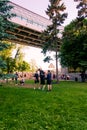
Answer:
top-left (0, 80), bottom-right (87, 130)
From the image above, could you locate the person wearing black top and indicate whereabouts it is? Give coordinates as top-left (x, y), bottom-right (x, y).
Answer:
top-left (34, 71), bottom-right (39, 84)
top-left (47, 70), bottom-right (52, 91)
top-left (38, 69), bottom-right (45, 90)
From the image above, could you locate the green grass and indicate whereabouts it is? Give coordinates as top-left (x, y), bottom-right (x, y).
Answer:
top-left (0, 81), bottom-right (87, 130)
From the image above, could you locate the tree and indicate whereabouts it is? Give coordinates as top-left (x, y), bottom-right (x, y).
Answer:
top-left (0, 42), bottom-right (23, 73)
top-left (0, 0), bottom-right (16, 71)
top-left (13, 45), bottom-right (25, 72)
top-left (40, 0), bottom-right (67, 83)
top-left (73, 0), bottom-right (87, 70)
top-left (59, 0), bottom-right (87, 73)
top-left (18, 61), bottom-right (30, 76)
top-left (0, 42), bottom-right (16, 73)
top-left (30, 59), bottom-right (38, 73)
top-left (59, 19), bottom-right (87, 72)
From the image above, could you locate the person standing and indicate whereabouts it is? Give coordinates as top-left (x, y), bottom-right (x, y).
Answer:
top-left (15, 72), bottom-right (19, 84)
top-left (47, 70), bottom-right (52, 91)
top-left (34, 70), bottom-right (39, 84)
top-left (33, 70), bottom-right (39, 89)
top-left (80, 71), bottom-right (86, 82)
top-left (38, 69), bottom-right (45, 90)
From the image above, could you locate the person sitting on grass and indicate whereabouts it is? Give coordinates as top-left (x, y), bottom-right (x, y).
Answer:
top-left (20, 78), bottom-right (25, 85)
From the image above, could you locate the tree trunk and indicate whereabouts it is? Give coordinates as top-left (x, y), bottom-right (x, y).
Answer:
top-left (55, 50), bottom-right (59, 83)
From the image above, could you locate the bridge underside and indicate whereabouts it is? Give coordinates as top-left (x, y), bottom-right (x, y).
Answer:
top-left (7, 24), bottom-right (61, 50)
top-left (7, 24), bottom-right (43, 48)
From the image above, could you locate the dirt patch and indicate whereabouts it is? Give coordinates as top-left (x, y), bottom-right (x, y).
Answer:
top-left (0, 81), bottom-right (40, 89)
top-left (18, 84), bottom-right (40, 89)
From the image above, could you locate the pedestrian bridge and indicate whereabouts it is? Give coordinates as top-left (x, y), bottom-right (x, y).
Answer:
top-left (7, 2), bottom-right (63, 49)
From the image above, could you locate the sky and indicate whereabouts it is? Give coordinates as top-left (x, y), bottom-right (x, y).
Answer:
top-left (10, 0), bottom-right (78, 70)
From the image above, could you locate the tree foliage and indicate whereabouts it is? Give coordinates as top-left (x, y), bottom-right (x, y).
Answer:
top-left (0, 0), bottom-right (16, 40)
top-left (0, 42), bottom-right (16, 73)
top-left (0, 0), bottom-right (16, 71)
top-left (18, 61), bottom-right (30, 72)
top-left (75, 0), bottom-right (87, 19)
top-left (59, 0), bottom-right (87, 72)
top-left (59, 19), bottom-right (87, 71)
top-left (0, 43), bottom-right (31, 73)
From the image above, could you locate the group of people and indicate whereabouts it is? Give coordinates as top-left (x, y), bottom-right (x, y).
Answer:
top-left (14, 69), bottom-right (52, 90)
top-left (34, 69), bottom-right (52, 91)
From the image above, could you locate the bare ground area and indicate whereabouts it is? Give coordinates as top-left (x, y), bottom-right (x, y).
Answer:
top-left (0, 81), bottom-right (40, 89)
